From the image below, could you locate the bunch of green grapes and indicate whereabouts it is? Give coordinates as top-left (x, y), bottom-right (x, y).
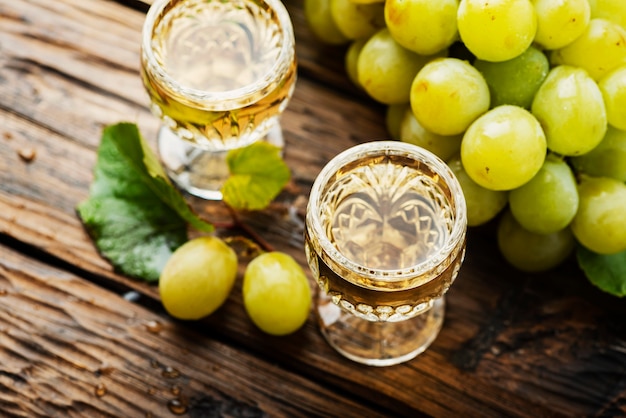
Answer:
top-left (305, 0), bottom-right (626, 273)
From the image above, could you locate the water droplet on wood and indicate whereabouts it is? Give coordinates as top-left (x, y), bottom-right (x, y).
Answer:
top-left (167, 399), bottom-right (188, 415)
top-left (145, 320), bottom-right (163, 334)
top-left (171, 385), bottom-right (181, 396)
top-left (150, 359), bottom-right (160, 369)
top-left (94, 383), bottom-right (107, 397)
top-left (162, 366), bottom-right (180, 379)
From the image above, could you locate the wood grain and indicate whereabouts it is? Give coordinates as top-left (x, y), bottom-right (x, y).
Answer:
top-left (0, 0), bottom-right (625, 416)
top-left (0, 242), bottom-right (394, 418)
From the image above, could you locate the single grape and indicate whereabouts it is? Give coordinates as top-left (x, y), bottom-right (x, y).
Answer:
top-left (304, 0), bottom-right (349, 45)
top-left (448, 155), bottom-right (508, 226)
top-left (329, 0), bottom-right (385, 41)
top-left (410, 57), bottom-right (490, 135)
top-left (531, 65), bottom-right (607, 156)
top-left (474, 46), bottom-right (550, 108)
top-left (497, 210), bottom-right (576, 273)
top-left (159, 236), bottom-right (238, 320)
top-left (386, 103), bottom-right (410, 140)
top-left (384, 0), bottom-right (458, 55)
top-left (533, 0), bottom-right (591, 50)
top-left (570, 125), bottom-right (626, 182)
top-left (509, 156), bottom-right (579, 234)
top-left (457, 0), bottom-right (537, 62)
top-left (571, 176), bottom-right (626, 255)
top-left (399, 108), bottom-right (462, 161)
top-left (461, 105), bottom-right (547, 191)
top-left (590, 0), bottom-right (626, 30)
top-left (358, 29), bottom-right (440, 105)
top-left (598, 65), bottom-right (626, 130)
top-left (550, 18), bottom-right (626, 81)
top-left (243, 252), bottom-right (312, 336)
top-left (345, 38), bottom-right (368, 88)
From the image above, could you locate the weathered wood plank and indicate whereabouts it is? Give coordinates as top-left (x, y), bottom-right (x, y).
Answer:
top-left (0, 242), bottom-right (394, 418)
top-left (1, 0), bottom-right (625, 417)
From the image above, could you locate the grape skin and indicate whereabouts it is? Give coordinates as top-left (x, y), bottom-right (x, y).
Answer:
top-left (474, 46), bottom-right (550, 109)
top-left (509, 156), bottom-right (579, 234)
top-left (461, 105), bottom-right (547, 191)
top-left (571, 177), bottom-right (626, 255)
top-left (448, 155), bottom-right (508, 226)
top-left (159, 236), bottom-right (238, 320)
top-left (243, 252), bottom-right (312, 336)
top-left (570, 125), bottom-right (626, 182)
top-left (410, 57), bottom-right (490, 136)
top-left (550, 18), bottom-right (626, 81)
top-left (385, 0), bottom-right (459, 55)
top-left (304, 0), bottom-right (349, 45)
top-left (399, 108), bottom-right (463, 161)
top-left (531, 65), bottom-right (607, 156)
top-left (345, 38), bottom-right (368, 88)
top-left (358, 29), bottom-right (440, 105)
top-left (533, 0), bottom-right (591, 50)
top-left (457, 0), bottom-right (537, 62)
top-left (329, 0), bottom-right (385, 41)
top-left (590, 0), bottom-right (626, 30)
top-left (598, 65), bottom-right (626, 131)
top-left (386, 103), bottom-right (410, 141)
top-left (497, 210), bottom-right (576, 273)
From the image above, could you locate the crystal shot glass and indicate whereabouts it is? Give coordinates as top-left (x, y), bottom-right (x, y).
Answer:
top-left (141, 0), bottom-right (297, 200)
top-left (304, 141), bottom-right (467, 366)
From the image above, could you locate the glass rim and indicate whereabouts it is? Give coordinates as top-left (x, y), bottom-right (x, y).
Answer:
top-left (141, 0), bottom-right (295, 108)
top-left (306, 140), bottom-right (468, 282)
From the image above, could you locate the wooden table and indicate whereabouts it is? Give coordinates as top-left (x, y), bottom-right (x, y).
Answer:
top-left (1, 1), bottom-right (625, 416)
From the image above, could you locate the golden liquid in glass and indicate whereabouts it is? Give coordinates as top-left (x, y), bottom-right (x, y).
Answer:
top-left (305, 153), bottom-right (465, 321)
top-left (141, 0), bottom-right (296, 150)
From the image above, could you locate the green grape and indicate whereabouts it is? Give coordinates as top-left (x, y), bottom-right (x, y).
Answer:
top-left (550, 18), bottom-right (626, 81)
top-left (497, 210), bottom-right (576, 273)
top-left (384, 0), bottom-right (458, 55)
top-left (533, 0), bottom-right (590, 50)
top-left (329, 0), bottom-right (385, 41)
top-left (243, 252), bottom-right (311, 336)
top-left (598, 65), bottom-right (626, 130)
top-left (399, 108), bottom-right (463, 161)
top-left (570, 125), bottom-right (626, 182)
top-left (457, 0), bottom-right (537, 62)
top-left (345, 38), bottom-right (368, 87)
top-left (448, 155), bottom-right (508, 226)
top-left (531, 65), bottom-right (607, 156)
top-left (571, 177), bottom-right (626, 254)
top-left (461, 105), bottom-right (547, 191)
top-left (590, 0), bottom-right (626, 30)
top-left (474, 46), bottom-right (550, 108)
top-left (386, 103), bottom-right (410, 140)
top-left (358, 29), bottom-right (440, 105)
top-left (410, 57), bottom-right (490, 135)
top-left (304, 0), bottom-right (349, 45)
top-left (509, 156), bottom-right (579, 234)
top-left (159, 236), bottom-right (238, 320)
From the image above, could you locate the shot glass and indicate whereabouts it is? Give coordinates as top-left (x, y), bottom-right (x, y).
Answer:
top-left (141, 0), bottom-right (297, 200)
top-left (304, 141), bottom-right (467, 366)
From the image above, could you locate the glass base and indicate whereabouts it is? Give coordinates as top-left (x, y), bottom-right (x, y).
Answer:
top-left (317, 292), bottom-right (445, 367)
top-left (157, 124), bottom-right (285, 200)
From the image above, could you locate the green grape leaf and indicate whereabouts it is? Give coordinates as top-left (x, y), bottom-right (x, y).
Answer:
top-left (577, 246), bottom-right (626, 297)
top-left (77, 122), bottom-right (213, 282)
top-left (221, 141), bottom-right (291, 211)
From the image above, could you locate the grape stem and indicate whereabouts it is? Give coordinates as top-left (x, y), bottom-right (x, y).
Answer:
top-left (219, 204), bottom-right (275, 254)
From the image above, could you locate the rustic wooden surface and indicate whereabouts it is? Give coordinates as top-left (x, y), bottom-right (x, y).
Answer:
top-left (1, 0), bottom-right (625, 417)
